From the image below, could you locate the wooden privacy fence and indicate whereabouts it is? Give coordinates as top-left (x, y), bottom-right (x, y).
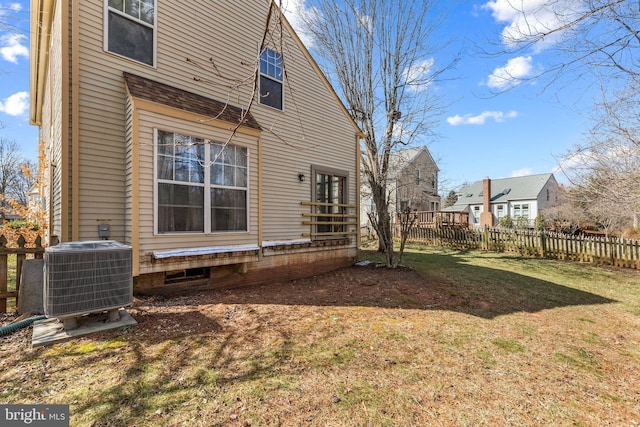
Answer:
top-left (398, 226), bottom-right (640, 269)
top-left (0, 234), bottom-right (45, 313)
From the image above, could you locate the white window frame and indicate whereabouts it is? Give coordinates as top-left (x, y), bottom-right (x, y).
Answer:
top-left (153, 129), bottom-right (250, 235)
top-left (259, 47), bottom-right (284, 111)
top-left (104, 0), bottom-right (157, 67)
top-left (513, 204), bottom-right (521, 219)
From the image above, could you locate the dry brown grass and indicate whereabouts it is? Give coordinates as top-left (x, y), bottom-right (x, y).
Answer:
top-left (1, 246), bottom-right (639, 426)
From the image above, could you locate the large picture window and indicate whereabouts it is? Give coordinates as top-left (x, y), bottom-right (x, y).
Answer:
top-left (259, 48), bottom-right (283, 110)
top-left (105, 0), bottom-right (156, 66)
top-left (156, 130), bottom-right (248, 233)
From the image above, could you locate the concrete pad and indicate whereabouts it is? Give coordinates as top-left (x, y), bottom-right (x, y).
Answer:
top-left (31, 309), bottom-right (137, 347)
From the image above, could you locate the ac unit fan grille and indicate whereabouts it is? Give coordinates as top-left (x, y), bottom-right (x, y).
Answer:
top-left (44, 241), bottom-right (133, 318)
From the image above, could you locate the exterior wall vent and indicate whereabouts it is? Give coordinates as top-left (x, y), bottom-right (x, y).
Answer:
top-left (44, 240), bottom-right (133, 318)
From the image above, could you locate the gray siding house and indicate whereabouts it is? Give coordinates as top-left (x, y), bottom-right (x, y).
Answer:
top-left (444, 174), bottom-right (562, 228)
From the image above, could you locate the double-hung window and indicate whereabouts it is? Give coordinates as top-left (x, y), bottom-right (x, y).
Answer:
top-left (259, 48), bottom-right (284, 110)
top-left (156, 130), bottom-right (248, 234)
top-left (105, 0), bottom-right (156, 66)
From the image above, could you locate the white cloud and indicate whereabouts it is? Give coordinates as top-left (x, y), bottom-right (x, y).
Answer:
top-left (482, 0), bottom-right (580, 51)
top-left (0, 91), bottom-right (28, 116)
top-left (0, 33), bottom-right (29, 63)
top-left (280, 0), bottom-right (317, 49)
top-left (510, 168), bottom-right (535, 177)
top-left (0, 2), bottom-right (22, 15)
top-left (487, 56), bottom-right (533, 89)
top-left (446, 110), bottom-right (518, 126)
top-left (403, 58), bottom-right (435, 92)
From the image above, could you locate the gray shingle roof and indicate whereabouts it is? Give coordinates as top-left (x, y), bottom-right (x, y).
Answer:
top-left (453, 173), bottom-right (555, 207)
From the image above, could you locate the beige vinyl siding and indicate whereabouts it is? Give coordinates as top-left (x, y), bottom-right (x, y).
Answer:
top-left (134, 109), bottom-right (260, 253)
top-left (48, 0), bottom-right (64, 239)
top-left (75, 1), bottom-right (357, 248)
top-left (254, 22), bottom-right (357, 243)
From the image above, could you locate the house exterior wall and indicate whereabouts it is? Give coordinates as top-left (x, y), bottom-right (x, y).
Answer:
top-left (32, 0), bottom-right (360, 291)
top-left (42, 0), bottom-right (65, 240)
top-left (361, 148), bottom-right (439, 227)
top-left (537, 176), bottom-right (561, 211)
top-left (394, 151), bottom-right (440, 213)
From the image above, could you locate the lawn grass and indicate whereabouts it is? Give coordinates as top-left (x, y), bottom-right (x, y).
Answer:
top-left (1, 245), bottom-right (639, 426)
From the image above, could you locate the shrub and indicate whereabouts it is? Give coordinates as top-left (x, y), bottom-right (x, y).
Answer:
top-left (499, 214), bottom-right (513, 229)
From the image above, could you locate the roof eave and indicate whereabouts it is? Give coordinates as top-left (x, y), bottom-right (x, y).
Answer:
top-left (30, 0), bottom-right (54, 126)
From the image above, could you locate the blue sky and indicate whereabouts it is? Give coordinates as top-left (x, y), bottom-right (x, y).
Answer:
top-left (0, 0), bottom-right (598, 193)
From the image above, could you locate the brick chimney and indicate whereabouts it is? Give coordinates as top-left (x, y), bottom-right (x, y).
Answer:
top-left (480, 177), bottom-right (494, 227)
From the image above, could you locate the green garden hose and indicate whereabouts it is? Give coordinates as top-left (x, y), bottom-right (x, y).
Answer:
top-left (0, 315), bottom-right (47, 337)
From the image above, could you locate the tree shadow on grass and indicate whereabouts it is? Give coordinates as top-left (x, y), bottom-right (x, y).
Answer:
top-left (17, 251), bottom-right (618, 425)
top-left (186, 249), bottom-right (617, 320)
top-left (68, 310), bottom-right (296, 426)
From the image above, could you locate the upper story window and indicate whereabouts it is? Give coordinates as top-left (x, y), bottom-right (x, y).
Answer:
top-left (105, 0), bottom-right (156, 66)
top-left (259, 48), bottom-right (283, 110)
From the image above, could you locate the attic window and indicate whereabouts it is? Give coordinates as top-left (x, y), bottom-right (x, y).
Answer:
top-left (259, 48), bottom-right (283, 110)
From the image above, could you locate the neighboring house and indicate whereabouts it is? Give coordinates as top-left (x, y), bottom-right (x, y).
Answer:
top-left (443, 174), bottom-right (561, 228)
top-left (30, 0), bottom-right (362, 292)
top-left (361, 146), bottom-right (440, 226)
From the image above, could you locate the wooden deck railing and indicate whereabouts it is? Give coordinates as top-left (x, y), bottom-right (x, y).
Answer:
top-left (301, 201), bottom-right (358, 238)
top-left (0, 234), bottom-right (45, 313)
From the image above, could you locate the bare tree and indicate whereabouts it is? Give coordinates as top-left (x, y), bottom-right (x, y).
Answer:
top-left (0, 138), bottom-right (32, 221)
top-left (559, 81), bottom-right (640, 232)
top-left (298, 0), bottom-right (456, 266)
top-left (485, 0), bottom-right (639, 90)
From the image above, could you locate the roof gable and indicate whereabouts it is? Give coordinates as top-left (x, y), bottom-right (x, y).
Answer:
top-left (388, 146), bottom-right (438, 176)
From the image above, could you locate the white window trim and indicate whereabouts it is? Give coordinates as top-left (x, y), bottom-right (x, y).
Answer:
top-left (103, 0), bottom-right (158, 68)
top-left (258, 47), bottom-right (285, 111)
top-left (153, 129), bottom-right (251, 235)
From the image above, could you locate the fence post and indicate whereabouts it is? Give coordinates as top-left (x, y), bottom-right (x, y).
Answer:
top-left (483, 226), bottom-right (489, 251)
top-left (540, 231), bottom-right (546, 258)
top-left (0, 235), bottom-right (6, 313)
top-left (15, 235), bottom-right (26, 310)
